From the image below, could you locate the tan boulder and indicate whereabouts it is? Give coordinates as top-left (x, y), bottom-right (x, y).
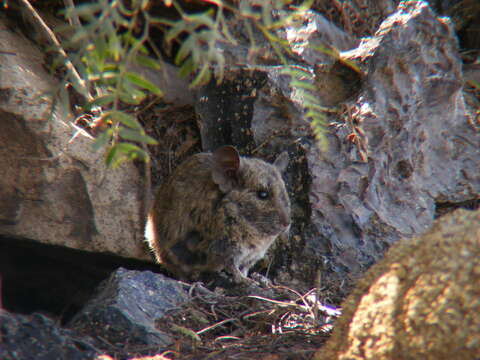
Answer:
top-left (318, 208), bottom-right (480, 360)
top-left (0, 12), bottom-right (148, 260)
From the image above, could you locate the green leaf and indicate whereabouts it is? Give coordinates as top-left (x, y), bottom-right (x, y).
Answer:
top-left (93, 38), bottom-right (108, 62)
top-left (108, 61), bottom-right (121, 70)
top-left (124, 72), bottom-right (163, 96)
top-left (118, 90), bottom-right (144, 105)
top-left (117, 0), bottom-right (135, 16)
top-left (219, 15), bottom-right (237, 45)
top-left (190, 63), bottom-right (211, 88)
top-left (103, 111), bottom-right (142, 129)
top-left (106, 143), bottom-right (147, 168)
top-left (294, 0), bottom-right (315, 12)
top-left (187, 11), bottom-right (216, 29)
top-left (175, 36), bottom-right (195, 65)
top-left (214, 52), bottom-right (225, 84)
top-left (305, 102), bottom-right (330, 112)
top-left (108, 28), bottom-right (122, 61)
top-left (289, 80), bottom-right (317, 91)
top-left (305, 109), bottom-right (326, 121)
top-left (300, 92), bottom-right (322, 105)
top-left (88, 71), bottom-right (118, 82)
top-left (69, 28), bottom-right (90, 44)
top-left (123, 33), bottom-right (149, 54)
top-left (93, 129), bottom-right (112, 152)
top-left (179, 57), bottom-right (195, 78)
top-left (65, 3), bottom-right (103, 19)
top-left (119, 128), bottom-right (158, 145)
top-left (148, 16), bottom-right (176, 27)
top-left (85, 94), bottom-right (115, 111)
top-left (280, 66), bottom-right (312, 77)
top-left (105, 144), bottom-right (119, 167)
top-left (134, 54), bottom-right (162, 70)
top-left (118, 81), bottom-right (147, 104)
top-left (166, 21), bottom-right (187, 43)
top-left (310, 44), bottom-right (339, 59)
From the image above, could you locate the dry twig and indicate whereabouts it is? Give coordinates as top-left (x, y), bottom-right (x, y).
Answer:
top-left (16, 0), bottom-right (92, 102)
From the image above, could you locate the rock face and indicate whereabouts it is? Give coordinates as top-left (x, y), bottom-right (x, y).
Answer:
top-left (0, 311), bottom-right (102, 360)
top-left (317, 208), bottom-right (480, 360)
top-left (196, 0), bottom-right (480, 293)
top-left (0, 12), bottom-right (148, 260)
top-left (69, 268), bottom-right (189, 351)
top-left (0, 268), bottom-right (189, 360)
top-left (0, 1), bottom-right (479, 359)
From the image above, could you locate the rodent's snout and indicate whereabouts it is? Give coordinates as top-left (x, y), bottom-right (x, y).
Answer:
top-left (279, 210), bottom-right (291, 229)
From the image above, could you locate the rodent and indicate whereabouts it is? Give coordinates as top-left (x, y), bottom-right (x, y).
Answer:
top-left (145, 145), bottom-right (291, 285)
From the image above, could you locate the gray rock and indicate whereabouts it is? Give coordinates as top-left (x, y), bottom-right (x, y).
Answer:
top-left (0, 12), bottom-right (149, 261)
top-left (69, 268), bottom-right (189, 350)
top-left (196, 1), bottom-right (479, 294)
top-left (129, 62), bottom-right (195, 106)
top-left (279, 9), bottom-right (359, 65)
top-left (0, 311), bottom-right (101, 360)
top-left (215, 8), bottom-right (357, 68)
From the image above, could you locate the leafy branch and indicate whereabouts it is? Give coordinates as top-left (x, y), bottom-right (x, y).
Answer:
top-left (152, 0), bottom-right (328, 144)
top-left (56, 0), bottom-right (331, 167)
top-left (62, 0), bottom-right (161, 167)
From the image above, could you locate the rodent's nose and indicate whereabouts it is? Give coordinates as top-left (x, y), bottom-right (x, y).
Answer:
top-left (279, 212), bottom-right (290, 228)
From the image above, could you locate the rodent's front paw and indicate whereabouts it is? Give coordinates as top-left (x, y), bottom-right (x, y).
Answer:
top-left (250, 272), bottom-right (273, 288)
top-left (230, 266), bottom-right (256, 286)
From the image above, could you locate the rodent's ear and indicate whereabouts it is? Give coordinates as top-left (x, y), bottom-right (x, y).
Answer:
top-left (211, 146), bottom-right (240, 192)
top-left (273, 151), bottom-right (289, 173)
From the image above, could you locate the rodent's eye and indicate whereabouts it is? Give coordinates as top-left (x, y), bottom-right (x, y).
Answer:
top-left (257, 190), bottom-right (269, 200)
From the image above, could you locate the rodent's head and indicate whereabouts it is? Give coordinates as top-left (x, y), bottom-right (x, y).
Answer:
top-left (211, 146), bottom-right (291, 236)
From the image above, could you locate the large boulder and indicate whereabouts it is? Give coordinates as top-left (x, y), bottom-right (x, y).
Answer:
top-left (0, 12), bottom-right (147, 260)
top-left (317, 208), bottom-right (480, 360)
top-left (196, 0), bottom-right (480, 294)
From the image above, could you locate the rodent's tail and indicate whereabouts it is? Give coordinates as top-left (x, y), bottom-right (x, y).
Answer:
top-left (144, 213), bottom-right (159, 259)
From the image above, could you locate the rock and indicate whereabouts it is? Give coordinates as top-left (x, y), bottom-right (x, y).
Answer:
top-left (196, 70), bottom-right (269, 153)
top-left (280, 9), bottom-right (359, 65)
top-left (313, 0), bottom-right (478, 290)
top-left (214, 8), bottom-right (357, 68)
top-left (0, 12), bottom-right (148, 260)
top-left (129, 61), bottom-right (195, 107)
top-left (196, 0), bottom-right (480, 296)
top-left (0, 311), bottom-right (102, 360)
top-left (69, 268), bottom-right (189, 353)
top-left (317, 208), bottom-right (480, 360)
top-left (313, 0), bottom-right (397, 38)
top-left (0, 236), bottom-right (160, 320)
top-left (337, 0), bottom-right (479, 239)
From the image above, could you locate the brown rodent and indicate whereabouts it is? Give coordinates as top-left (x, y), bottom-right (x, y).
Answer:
top-left (145, 145), bottom-right (291, 284)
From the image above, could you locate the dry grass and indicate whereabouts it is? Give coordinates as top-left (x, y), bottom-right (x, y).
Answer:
top-left (153, 283), bottom-right (340, 360)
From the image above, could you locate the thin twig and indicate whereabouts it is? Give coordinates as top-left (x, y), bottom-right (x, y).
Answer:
top-left (247, 295), bottom-right (304, 310)
top-left (314, 270), bottom-right (322, 321)
top-left (63, 0), bottom-right (81, 27)
top-left (16, 0), bottom-right (92, 102)
top-left (196, 318), bottom-right (236, 335)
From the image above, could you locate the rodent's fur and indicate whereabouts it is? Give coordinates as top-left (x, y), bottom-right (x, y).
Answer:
top-left (145, 146), bottom-right (291, 284)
